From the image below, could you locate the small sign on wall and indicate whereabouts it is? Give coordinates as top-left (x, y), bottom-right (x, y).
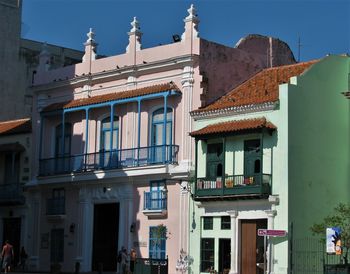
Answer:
top-left (326, 227), bottom-right (342, 255)
top-left (133, 241), bottom-right (147, 248)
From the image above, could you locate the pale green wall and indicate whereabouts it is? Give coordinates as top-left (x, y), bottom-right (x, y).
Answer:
top-left (288, 56), bottom-right (350, 241)
top-left (190, 92), bottom-right (291, 273)
top-left (190, 55), bottom-right (350, 274)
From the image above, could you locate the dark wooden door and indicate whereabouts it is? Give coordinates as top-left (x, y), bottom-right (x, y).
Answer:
top-left (240, 219), bottom-right (267, 274)
top-left (92, 203), bottom-right (119, 271)
top-left (2, 218), bottom-right (21, 265)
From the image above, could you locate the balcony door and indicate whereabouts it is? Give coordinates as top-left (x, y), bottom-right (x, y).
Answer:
top-left (55, 123), bottom-right (72, 173)
top-left (150, 108), bottom-right (172, 163)
top-left (244, 139), bottom-right (262, 184)
top-left (206, 143), bottom-right (223, 189)
top-left (4, 152), bottom-right (20, 184)
top-left (100, 117), bottom-right (119, 168)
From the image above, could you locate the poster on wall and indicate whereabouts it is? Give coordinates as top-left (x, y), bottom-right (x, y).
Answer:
top-left (326, 227), bottom-right (342, 255)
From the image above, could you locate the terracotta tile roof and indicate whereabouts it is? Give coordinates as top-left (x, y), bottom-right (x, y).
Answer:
top-left (192, 60), bottom-right (318, 114)
top-left (190, 118), bottom-right (276, 137)
top-left (43, 82), bottom-right (180, 112)
top-left (0, 118), bottom-right (32, 136)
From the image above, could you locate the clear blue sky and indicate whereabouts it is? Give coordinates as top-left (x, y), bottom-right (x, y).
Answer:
top-left (22, 0), bottom-right (349, 62)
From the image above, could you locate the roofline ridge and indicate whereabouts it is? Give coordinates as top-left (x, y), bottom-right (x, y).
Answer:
top-left (0, 118), bottom-right (31, 124)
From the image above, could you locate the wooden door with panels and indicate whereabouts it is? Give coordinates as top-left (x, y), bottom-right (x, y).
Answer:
top-left (240, 219), bottom-right (267, 274)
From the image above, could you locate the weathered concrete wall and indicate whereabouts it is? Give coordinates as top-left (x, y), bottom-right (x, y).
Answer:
top-left (0, 0), bottom-right (23, 121)
top-left (199, 35), bottom-right (296, 106)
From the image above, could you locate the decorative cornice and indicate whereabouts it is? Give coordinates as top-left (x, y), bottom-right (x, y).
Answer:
top-left (31, 54), bottom-right (199, 93)
top-left (192, 101), bottom-right (278, 120)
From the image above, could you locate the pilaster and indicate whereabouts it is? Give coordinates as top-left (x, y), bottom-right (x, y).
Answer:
top-left (266, 209), bottom-right (277, 274)
top-left (181, 66), bottom-right (195, 165)
top-left (227, 210), bottom-right (238, 274)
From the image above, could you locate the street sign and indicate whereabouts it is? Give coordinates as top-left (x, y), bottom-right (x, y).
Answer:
top-left (258, 229), bottom-right (287, 237)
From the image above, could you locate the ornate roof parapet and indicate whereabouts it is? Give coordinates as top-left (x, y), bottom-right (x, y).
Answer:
top-left (126, 17), bottom-right (142, 53)
top-left (181, 4), bottom-right (200, 41)
top-left (38, 42), bottom-right (51, 71)
top-left (82, 28), bottom-right (98, 63)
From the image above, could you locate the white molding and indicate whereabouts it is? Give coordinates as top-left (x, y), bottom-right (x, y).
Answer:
top-left (32, 54), bottom-right (198, 93)
top-left (192, 101), bottom-right (277, 120)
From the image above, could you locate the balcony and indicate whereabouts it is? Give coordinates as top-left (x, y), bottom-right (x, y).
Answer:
top-left (194, 174), bottom-right (271, 200)
top-left (0, 183), bottom-right (25, 205)
top-left (46, 197), bottom-right (65, 216)
top-left (39, 145), bottom-right (179, 176)
top-left (143, 190), bottom-right (167, 217)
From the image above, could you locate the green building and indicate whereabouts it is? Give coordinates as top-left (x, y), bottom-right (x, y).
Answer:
top-left (188, 55), bottom-right (350, 274)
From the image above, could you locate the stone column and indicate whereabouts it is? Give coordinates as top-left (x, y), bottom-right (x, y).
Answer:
top-left (266, 210), bottom-right (277, 274)
top-left (227, 210), bottom-right (238, 274)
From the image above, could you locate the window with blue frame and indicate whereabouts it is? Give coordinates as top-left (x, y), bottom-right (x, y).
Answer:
top-left (150, 107), bottom-right (172, 163)
top-left (145, 180), bottom-right (167, 210)
top-left (149, 226), bottom-right (167, 259)
top-left (100, 117), bottom-right (119, 168)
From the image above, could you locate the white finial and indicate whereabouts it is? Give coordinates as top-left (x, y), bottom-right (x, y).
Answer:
top-left (185, 4), bottom-right (197, 21)
top-left (40, 42), bottom-right (49, 56)
top-left (85, 27), bottom-right (96, 45)
top-left (130, 17), bottom-right (140, 33)
top-left (182, 4), bottom-right (200, 41)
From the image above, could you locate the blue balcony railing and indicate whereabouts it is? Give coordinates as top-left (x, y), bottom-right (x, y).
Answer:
top-left (39, 145), bottom-right (179, 176)
top-left (0, 183), bottom-right (25, 205)
top-left (194, 174), bottom-right (272, 199)
top-left (46, 197), bottom-right (65, 215)
top-left (144, 191), bottom-right (167, 211)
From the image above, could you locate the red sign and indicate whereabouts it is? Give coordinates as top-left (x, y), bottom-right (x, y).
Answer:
top-left (258, 229), bottom-right (287, 237)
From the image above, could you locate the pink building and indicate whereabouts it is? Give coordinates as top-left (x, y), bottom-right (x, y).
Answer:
top-left (28, 5), bottom-right (295, 273)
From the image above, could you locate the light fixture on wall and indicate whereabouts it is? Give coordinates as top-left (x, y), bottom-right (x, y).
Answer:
top-left (103, 187), bottom-right (112, 193)
top-left (130, 222), bottom-right (136, 233)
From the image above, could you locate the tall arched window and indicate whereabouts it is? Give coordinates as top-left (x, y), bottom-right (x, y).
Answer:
top-left (55, 123), bottom-right (72, 157)
top-left (151, 107), bottom-right (172, 146)
top-left (100, 117), bottom-right (119, 151)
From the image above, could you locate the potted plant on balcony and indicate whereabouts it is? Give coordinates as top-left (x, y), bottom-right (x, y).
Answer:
top-left (311, 203), bottom-right (350, 272)
top-left (225, 178), bottom-right (234, 188)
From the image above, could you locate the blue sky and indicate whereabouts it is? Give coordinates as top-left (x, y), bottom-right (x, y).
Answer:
top-left (22, 0), bottom-right (349, 62)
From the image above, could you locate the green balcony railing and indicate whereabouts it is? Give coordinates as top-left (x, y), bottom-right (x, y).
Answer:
top-left (194, 174), bottom-right (271, 199)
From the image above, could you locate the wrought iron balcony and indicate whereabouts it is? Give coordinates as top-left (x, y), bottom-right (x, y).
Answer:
top-left (194, 174), bottom-right (272, 200)
top-left (39, 145), bottom-right (179, 176)
top-left (144, 191), bottom-right (167, 211)
top-left (46, 197), bottom-right (65, 215)
top-left (0, 183), bottom-right (25, 205)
